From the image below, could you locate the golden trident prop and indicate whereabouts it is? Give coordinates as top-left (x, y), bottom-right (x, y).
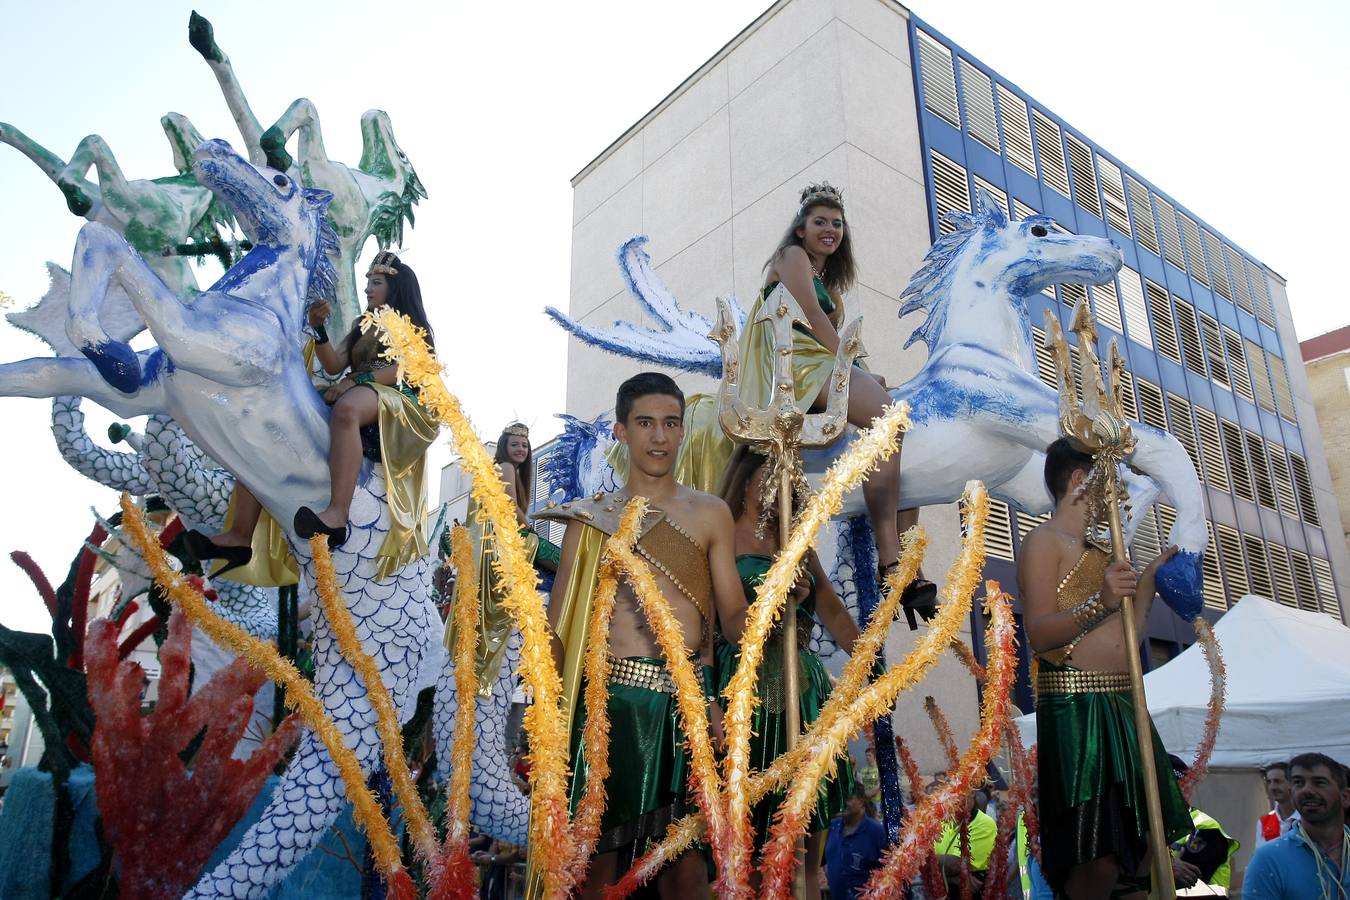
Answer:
top-left (712, 284), bottom-right (864, 896)
top-left (1043, 299), bottom-right (1176, 900)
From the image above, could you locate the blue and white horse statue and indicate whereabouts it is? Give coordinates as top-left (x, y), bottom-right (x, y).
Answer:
top-left (544, 199), bottom-right (1206, 616)
top-left (0, 139), bottom-right (442, 897)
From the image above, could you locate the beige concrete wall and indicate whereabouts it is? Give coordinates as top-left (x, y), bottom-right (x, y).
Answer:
top-left (1303, 349), bottom-right (1350, 567)
top-left (565, 0), bottom-right (983, 774)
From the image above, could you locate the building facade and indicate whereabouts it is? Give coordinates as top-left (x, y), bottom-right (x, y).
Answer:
top-left (1301, 325), bottom-right (1350, 562)
top-left (562, 0), bottom-right (1350, 768)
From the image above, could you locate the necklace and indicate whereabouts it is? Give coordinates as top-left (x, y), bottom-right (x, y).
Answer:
top-left (810, 260), bottom-right (825, 282)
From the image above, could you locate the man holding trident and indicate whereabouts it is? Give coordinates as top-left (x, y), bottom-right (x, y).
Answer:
top-left (1019, 302), bottom-right (1191, 900)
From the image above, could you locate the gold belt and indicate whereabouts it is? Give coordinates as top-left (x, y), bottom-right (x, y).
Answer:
top-left (607, 655), bottom-right (676, 694)
top-left (1036, 669), bottom-right (1131, 695)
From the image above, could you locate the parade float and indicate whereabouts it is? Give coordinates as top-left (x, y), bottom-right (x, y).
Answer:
top-left (0, 12), bottom-right (1223, 900)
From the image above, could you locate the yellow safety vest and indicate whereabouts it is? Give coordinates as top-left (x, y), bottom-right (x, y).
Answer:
top-left (1172, 807), bottom-right (1240, 888)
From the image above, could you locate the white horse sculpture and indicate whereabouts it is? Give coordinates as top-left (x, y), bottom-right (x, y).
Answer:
top-left (0, 138), bottom-right (440, 897)
top-left (543, 198), bottom-right (1206, 616)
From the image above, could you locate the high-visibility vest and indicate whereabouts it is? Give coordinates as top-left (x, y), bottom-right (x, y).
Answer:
top-left (1173, 807), bottom-right (1241, 888)
top-left (1015, 814), bottom-right (1031, 896)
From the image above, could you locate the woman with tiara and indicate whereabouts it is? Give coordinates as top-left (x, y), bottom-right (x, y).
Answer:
top-left (740, 182), bottom-right (935, 622)
top-left (446, 422), bottom-right (562, 692)
top-left (183, 251), bottom-right (440, 581)
top-left (717, 446), bottom-right (860, 898)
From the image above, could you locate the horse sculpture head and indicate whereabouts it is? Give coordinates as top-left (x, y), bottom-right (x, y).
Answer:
top-left (359, 110), bottom-right (426, 250)
top-left (900, 191), bottom-right (1123, 360)
top-left (191, 139), bottom-right (337, 319)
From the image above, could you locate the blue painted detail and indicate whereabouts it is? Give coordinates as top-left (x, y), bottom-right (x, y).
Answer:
top-left (847, 517), bottom-right (904, 845)
top-left (539, 412), bottom-right (612, 503)
top-left (81, 339), bottom-right (141, 394)
top-left (1155, 550), bottom-right (1204, 622)
top-left (140, 349), bottom-right (174, 386)
top-left (904, 372), bottom-right (1030, 426)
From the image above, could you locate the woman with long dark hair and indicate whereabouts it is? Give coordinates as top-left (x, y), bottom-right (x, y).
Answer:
top-left (741, 182), bottom-right (934, 620)
top-left (185, 251), bottom-right (439, 580)
top-left (716, 446), bottom-right (861, 899)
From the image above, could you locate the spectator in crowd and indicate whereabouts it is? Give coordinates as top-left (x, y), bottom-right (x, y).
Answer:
top-left (1244, 752), bottom-right (1350, 899)
top-left (472, 839), bottom-right (523, 900)
top-left (1256, 761), bottom-right (1300, 849)
top-left (1166, 756), bottom-right (1240, 892)
top-left (933, 786), bottom-right (997, 894)
top-left (825, 785), bottom-right (888, 899)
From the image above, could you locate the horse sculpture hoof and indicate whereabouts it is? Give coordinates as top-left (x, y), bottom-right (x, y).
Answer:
top-left (1155, 550), bottom-right (1204, 622)
top-left (260, 126), bottom-right (293, 173)
top-left (187, 11), bottom-right (224, 63)
top-left (60, 180), bottom-right (92, 215)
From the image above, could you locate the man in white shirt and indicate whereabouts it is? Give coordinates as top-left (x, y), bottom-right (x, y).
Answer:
top-left (1255, 761), bottom-right (1300, 848)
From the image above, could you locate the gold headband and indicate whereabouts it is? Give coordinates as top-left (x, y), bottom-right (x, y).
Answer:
top-left (503, 423), bottom-right (529, 438)
top-left (367, 250), bottom-right (400, 277)
top-left (799, 181), bottom-right (844, 212)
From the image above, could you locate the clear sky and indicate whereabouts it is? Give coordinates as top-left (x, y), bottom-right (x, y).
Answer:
top-left (0, 0), bottom-right (1345, 633)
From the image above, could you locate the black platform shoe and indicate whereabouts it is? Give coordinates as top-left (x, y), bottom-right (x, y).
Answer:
top-left (881, 563), bottom-right (939, 631)
top-left (182, 529), bottom-right (253, 577)
top-left (293, 506), bottom-right (350, 549)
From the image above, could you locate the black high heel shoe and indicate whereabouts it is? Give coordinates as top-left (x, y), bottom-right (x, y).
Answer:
top-left (183, 529), bottom-right (253, 577)
top-left (881, 563), bottom-right (939, 631)
top-left (293, 506), bottom-right (350, 549)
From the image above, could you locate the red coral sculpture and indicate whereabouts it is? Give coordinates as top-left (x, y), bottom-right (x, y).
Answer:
top-left (85, 608), bottom-right (301, 900)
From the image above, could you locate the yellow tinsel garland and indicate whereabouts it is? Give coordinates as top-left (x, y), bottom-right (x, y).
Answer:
top-left (310, 535), bottom-right (438, 863)
top-left (858, 583), bottom-right (1018, 900)
top-left (370, 309), bottom-right (573, 896)
top-left (722, 402), bottom-right (911, 885)
top-left (442, 525), bottom-right (482, 884)
top-left (562, 511), bottom-right (633, 894)
top-left (117, 495), bottom-right (410, 883)
top-left (605, 498), bottom-right (746, 898)
top-left (757, 482), bottom-right (989, 895)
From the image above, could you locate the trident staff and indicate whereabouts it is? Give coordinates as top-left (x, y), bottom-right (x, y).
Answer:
top-left (1043, 300), bottom-right (1177, 899)
top-left (713, 284), bottom-right (863, 896)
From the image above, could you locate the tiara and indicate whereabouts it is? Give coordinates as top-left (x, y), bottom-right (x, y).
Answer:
top-left (367, 250), bottom-right (400, 277)
top-left (503, 422), bottom-right (529, 437)
top-left (799, 182), bottom-right (844, 211)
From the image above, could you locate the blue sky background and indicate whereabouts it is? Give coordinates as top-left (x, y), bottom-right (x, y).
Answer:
top-left (0, 0), bottom-right (1345, 632)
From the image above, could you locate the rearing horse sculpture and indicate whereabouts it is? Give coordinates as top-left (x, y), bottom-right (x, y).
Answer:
top-left (0, 139), bottom-right (440, 897)
top-left (544, 198), bottom-right (1206, 615)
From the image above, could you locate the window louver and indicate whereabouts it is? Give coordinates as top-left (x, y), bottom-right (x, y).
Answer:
top-left (1177, 213), bottom-right (1209, 286)
top-left (1136, 380), bottom-right (1167, 430)
top-left (1203, 231), bottom-right (1231, 299)
top-left (973, 176), bottom-right (1010, 217)
top-left (1267, 353), bottom-right (1295, 423)
top-left (1118, 267), bottom-right (1152, 349)
top-left (1015, 510), bottom-right (1051, 543)
top-left (998, 85), bottom-right (1036, 176)
top-left (1246, 340), bottom-right (1276, 413)
top-left (1031, 326), bottom-right (1057, 388)
top-left (984, 498), bottom-right (1016, 561)
top-left (1126, 175), bottom-right (1159, 254)
top-left (1032, 110), bottom-right (1071, 197)
top-left (1090, 280), bottom-right (1124, 334)
top-left (1289, 454), bottom-right (1320, 526)
top-left (1060, 282), bottom-right (1088, 311)
top-left (1095, 156), bottom-right (1131, 236)
top-left (1192, 406), bottom-right (1230, 492)
top-left (1165, 393), bottom-right (1203, 483)
top-left (1130, 507), bottom-right (1162, 563)
top-left (1116, 368), bottom-right (1139, 419)
top-left (959, 59), bottom-right (999, 151)
top-left (1147, 281), bottom-right (1182, 364)
top-left (1216, 524), bottom-right (1249, 598)
top-left (1244, 534), bottom-right (1274, 599)
top-left (1152, 194), bottom-right (1186, 270)
top-left (1173, 299), bottom-right (1208, 378)
top-left (1226, 245), bottom-right (1254, 315)
top-left (1247, 260), bottom-right (1275, 326)
top-left (1267, 448), bottom-right (1300, 518)
top-left (1223, 327), bottom-right (1253, 402)
top-left (1012, 199), bottom-right (1039, 221)
top-left (1065, 133), bottom-right (1101, 217)
top-left (1222, 419), bottom-right (1255, 502)
top-left (1289, 549), bottom-right (1320, 612)
top-left (1245, 431), bottom-right (1277, 510)
top-left (1267, 543), bottom-right (1297, 608)
top-left (929, 150), bottom-right (971, 234)
top-left (1310, 557), bottom-right (1339, 618)
top-left (917, 31), bottom-right (960, 127)
top-left (1202, 522), bottom-right (1227, 610)
top-left (1198, 312), bottom-right (1229, 389)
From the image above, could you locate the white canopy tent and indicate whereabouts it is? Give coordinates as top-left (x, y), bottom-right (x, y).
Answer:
top-left (1017, 595), bottom-right (1350, 766)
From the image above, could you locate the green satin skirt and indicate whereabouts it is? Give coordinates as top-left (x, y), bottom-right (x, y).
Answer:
top-left (1036, 663), bottom-right (1192, 889)
top-left (568, 658), bottom-right (690, 860)
top-left (715, 639), bottom-right (855, 843)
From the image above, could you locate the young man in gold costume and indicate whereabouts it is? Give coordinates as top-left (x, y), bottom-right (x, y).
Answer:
top-left (1019, 437), bottom-right (1190, 900)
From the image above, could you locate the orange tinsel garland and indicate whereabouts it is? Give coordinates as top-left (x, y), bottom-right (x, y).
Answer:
top-left (432, 526), bottom-right (482, 900)
top-left (895, 736), bottom-right (945, 900)
top-left (1180, 617), bottom-right (1226, 802)
top-left (924, 696), bottom-right (960, 768)
top-left (757, 484), bottom-right (990, 897)
top-left (857, 584), bottom-right (1018, 900)
top-left (118, 496), bottom-right (415, 896)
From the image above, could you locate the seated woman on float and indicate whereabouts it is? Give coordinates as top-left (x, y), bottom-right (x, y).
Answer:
top-left (184, 251), bottom-right (439, 582)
